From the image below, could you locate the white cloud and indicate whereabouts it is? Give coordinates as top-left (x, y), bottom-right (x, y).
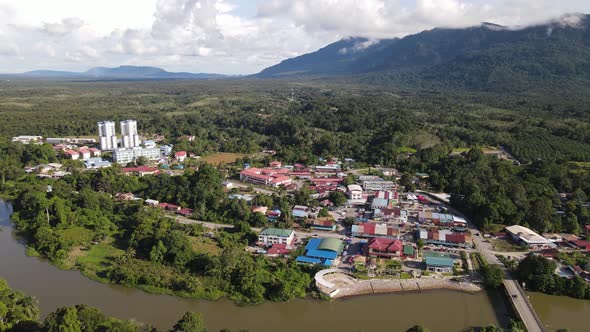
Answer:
top-left (0, 0), bottom-right (588, 74)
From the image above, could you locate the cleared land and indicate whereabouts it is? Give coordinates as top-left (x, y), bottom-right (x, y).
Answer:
top-left (202, 152), bottom-right (247, 164)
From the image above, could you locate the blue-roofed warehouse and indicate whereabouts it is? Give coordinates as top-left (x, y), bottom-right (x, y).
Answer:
top-left (296, 237), bottom-right (344, 266)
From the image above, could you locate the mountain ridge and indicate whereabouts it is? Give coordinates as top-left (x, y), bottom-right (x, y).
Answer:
top-left (17, 65), bottom-right (227, 79)
top-left (257, 13), bottom-right (590, 92)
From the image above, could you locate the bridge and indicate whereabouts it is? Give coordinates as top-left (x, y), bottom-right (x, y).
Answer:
top-left (418, 191), bottom-right (545, 332)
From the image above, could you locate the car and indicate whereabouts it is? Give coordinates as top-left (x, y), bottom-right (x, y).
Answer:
top-left (512, 294), bottom-right (518, 299)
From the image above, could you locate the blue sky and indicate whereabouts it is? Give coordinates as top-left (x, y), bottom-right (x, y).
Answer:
top-left (0, 0), bottom-right (588, 75)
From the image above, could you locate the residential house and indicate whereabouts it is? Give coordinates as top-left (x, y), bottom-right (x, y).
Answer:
top-left (65, 150), bottom-right (79, 160)
top-left (145, 199), bottom-right (159, 206)
top-left (175, 151), bottom-right (187, 162)
top-left (368, 238), bottom-right (403, 259)
top-left (79, 148), bottom-right (91, 160)
top-left (178, 208), bottom-right (194, 217)
top-left (159, 203), bottom-right (181, 211)
top-left (269, 161), bottom-right (282, 168)
top-left (258, 228), bottom-right (295, 247)
top-left (89, 148), bottom-right (102, 157)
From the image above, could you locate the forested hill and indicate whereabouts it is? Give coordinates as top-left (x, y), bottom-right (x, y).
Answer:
top-left (258, 14), bottom-right (590, 92)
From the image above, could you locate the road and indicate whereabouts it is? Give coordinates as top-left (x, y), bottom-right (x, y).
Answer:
top-left (418, 190), bottom-right (545, 332)
top-left (174, 215), bottom-right (346, 240)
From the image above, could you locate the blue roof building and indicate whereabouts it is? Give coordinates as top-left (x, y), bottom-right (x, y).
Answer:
top-left (296, 238), bottom-right (344, 266)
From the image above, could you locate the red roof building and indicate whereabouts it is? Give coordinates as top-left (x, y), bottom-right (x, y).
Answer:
top-left (159, 202), bottom-right (181, 211)
top-left (267, 243), bottom-right (291, 256)
top-left (177, 208), bottom-right (194, 216)
top-left (269, 161), bottom-right (282, 168)
top-left (121, 166), bottom-right (159, 177)
top-left (175, 151), bottom-right (187, 161)
top-left (239, 167), bottom-right (293, 188)
top-left (368, 238), bottom-right (403, 258)
top-left (571, 240), bottom-right (590, 251)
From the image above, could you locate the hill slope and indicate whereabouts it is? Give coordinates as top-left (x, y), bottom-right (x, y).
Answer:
top-left (258, 14), bottom-right (590, 91)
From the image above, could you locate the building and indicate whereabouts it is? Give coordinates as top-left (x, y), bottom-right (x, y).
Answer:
top-left (425, 256), bottom-right (455, 273)
top-left (160, 145), bottom-right (173, 156)
top-left (113, 147), bottom-right (160, 164)
top-left (308, 218), bottom-right (336, 231)
top-left (64, 150), bottom-right (79, 160)
top-left (362, 180), bottom-right (396, 191)
top-left (79, 148), bottom-right (91, 160)
top-left (296, 238), bottom-right (344, 266)
top-left (11, 136), bottom-right (43, 144)
top-left (145, 199), bottom-right (159, 206)
top-left (89, 148), bottom-right (101, 157)
top-left (258, 228), bottom-right (295, 247)
top-left (368, 238), bottom-right (403, 259)
top-left (175, 151), bottom-right (187, 162)
top-left (121, 166), bottom-right (159, 176)
top-left (403, 244), bottom-right (416, 258)
top-left (120, 120), bottom-right (140, 148)
top-left (84, 158), bottom-right (111, 169)
top-left (239, 167), bottom-right (292, 188)
top-left (351, 223), bottom-right (399, 238)
top-left (292, 205), bottom-right (310, 219)
top-left (269, 161), bottom-right (282, 168)
top-left (420, 229), bottom-right (469, 247)
top-left (98, 121), bottom-right (118, 151)
top-left (505, 225), bottom-right (554, 249)
top-left (347, 184), bottom-right (363, 200)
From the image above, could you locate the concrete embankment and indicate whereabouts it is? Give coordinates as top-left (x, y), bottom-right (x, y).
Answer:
top-left (317, 270), bottom-right (482, 299)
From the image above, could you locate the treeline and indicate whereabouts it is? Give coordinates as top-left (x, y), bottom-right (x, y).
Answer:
top-left (7, 162), bottom-right (314, 304)
top-left (517, 255), bottom-right (590, 300)
top-left (2, 79), bottom-right (590, 164)
top-left (399, 147), bottom-right (590, 233)
top-left (0, 277), bottom-right (230, 331)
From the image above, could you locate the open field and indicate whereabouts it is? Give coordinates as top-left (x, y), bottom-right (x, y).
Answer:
top-left (202, 152), bottom-right (247, 164)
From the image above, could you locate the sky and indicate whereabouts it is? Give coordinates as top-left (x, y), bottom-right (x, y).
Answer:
top-left (0, 0), bottom-right (588, 75)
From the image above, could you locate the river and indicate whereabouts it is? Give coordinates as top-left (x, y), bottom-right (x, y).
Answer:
top-left (0, 199), bottom-right (514, 331)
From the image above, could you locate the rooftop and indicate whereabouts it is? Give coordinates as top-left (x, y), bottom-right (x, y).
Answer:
top-left (425, 256), bottom-right (455, 267)
top-left (259, 228), bottom-right (294, 238)
top-left (506, 225), bottom-right (550, 244)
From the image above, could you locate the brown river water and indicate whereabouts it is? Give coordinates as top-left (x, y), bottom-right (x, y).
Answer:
top-left (2, 199), bottom-right (582, 331)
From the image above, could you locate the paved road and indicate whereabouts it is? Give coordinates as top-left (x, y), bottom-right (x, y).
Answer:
top-left (174, 215), bottom-right (346, 240)
top-left (419, 191), bottom-right (545, 332)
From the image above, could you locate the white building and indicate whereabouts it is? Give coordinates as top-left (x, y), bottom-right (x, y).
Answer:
top-left (12, 136), bottom-right (43, 144)
top-left (347, 184), bottom-right (363, 200)
top-left (362, 180), bottom-right (396, 191)
top-left (120, 120), bottom-right (140, 148)
top-left (505, 225), bottom-right (555, 249)
top-left (98, 121), bottom-right (118, 151)
top-left (258, 228), bottom-right (295, 247)
top-left (113, 147), bottom-right (161, 164)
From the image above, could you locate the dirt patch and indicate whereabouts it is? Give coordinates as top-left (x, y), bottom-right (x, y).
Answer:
top-left (202, 153), bottom-right (247, 164)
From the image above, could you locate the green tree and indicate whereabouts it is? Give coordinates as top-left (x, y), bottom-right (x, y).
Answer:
top-left (481, 264), bottom-right (504, 288)
top-left (318, 208), bottom-right (330, 218)
top-left (171, 312), bottom-right (207, 332)
top-left (406, 325), bottom-right (430, 332)
top-left (329, 191), bottom-right (347, 207)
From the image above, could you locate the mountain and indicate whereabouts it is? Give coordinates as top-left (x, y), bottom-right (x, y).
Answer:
top-left (258, 14), bottom-right (590, 91)
top-left (19, 66), bottom-right (226, 80)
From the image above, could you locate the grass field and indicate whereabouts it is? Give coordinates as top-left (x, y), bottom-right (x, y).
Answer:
top-left (189, 236), bottom-right (222, 255)
top-left (491, 238), bottom-right (526, 252)
top-left (202, 152), bottom-right (247, 164)
top-left (76, 242), bottom-right (125, 280)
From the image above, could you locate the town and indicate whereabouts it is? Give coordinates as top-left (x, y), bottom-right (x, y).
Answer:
top-left (13, 119), bottom-right (590, 313)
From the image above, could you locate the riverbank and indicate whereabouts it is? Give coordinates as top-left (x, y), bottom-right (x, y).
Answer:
top-left (316, 269), bottom-right (482, 299)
